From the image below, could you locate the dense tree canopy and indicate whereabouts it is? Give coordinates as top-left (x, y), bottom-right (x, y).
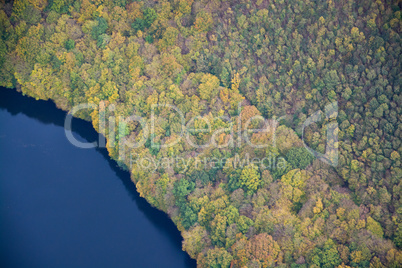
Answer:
top-left (1, 0), bottom-right (401, 267)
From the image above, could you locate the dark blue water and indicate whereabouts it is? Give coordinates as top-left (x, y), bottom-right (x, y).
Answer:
top-left (0, 88), bottom-right (196, 268)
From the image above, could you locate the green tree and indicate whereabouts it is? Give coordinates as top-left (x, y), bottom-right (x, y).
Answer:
top-left (131, 8), bottom-right (157, 33)
top-left (173, 178), bottom-right (195, 206)
top-left (237, 215), bottom-right (253, 234)
top-left (286, 147), bottom-right (314, 169)
top-left (367, 216), bottom-right (384, 238)
top-left (143, 8), bottom-right (157, 27)
top-left (198, 73), bottom-right (220, 101)
top-left (65, 38), bottom-right (75, 50)
top-left (92, 17), bottom-right (108, 40)
top-left (239, 164), bottom-right (261, 195)
top-left (203, 247), bottom-right (232, 268)
top-left (182, 226), bottom-right (209, 258)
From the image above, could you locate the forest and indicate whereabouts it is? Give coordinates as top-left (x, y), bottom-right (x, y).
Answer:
top-left (0, 0), bottom-right (401, 267)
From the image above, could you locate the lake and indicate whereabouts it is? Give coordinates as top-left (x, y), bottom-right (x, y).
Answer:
top-left (0, 87), bottom-right (196, 268)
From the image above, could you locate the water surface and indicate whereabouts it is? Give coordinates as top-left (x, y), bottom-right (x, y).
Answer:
top-left (0, 88), bottom-right (196, 268)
